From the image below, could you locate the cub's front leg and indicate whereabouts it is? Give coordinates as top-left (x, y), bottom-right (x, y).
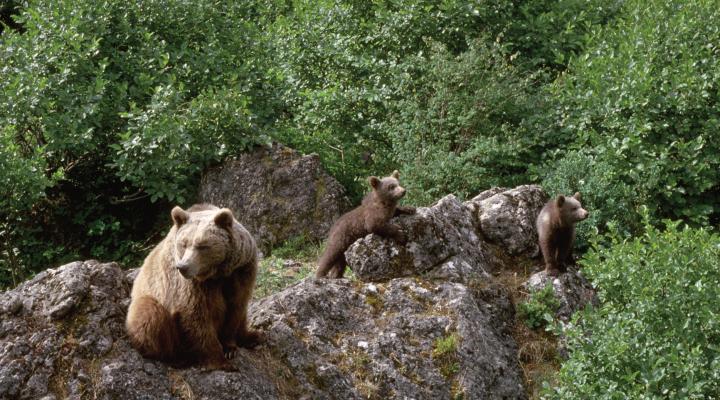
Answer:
top-left (394, 206), bottom-right (416, 216)
top-left (372, 222), bottom-right (406, 244)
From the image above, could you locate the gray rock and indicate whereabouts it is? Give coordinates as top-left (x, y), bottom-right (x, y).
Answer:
top-left (198, 143), bottom-right (350, 252)
top-left (345, 195), bottom-right (500, 283)
top-left (524, 267), bottom-right (599, 323)
top-left (465, 185), bottom-right (548, 257)
top-left (250, 278), bottom-right (527, 400)
top-left (1, 259), bottom-right (528, 399)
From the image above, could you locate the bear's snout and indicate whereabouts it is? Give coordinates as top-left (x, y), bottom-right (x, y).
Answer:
top-left (579, 209), bottom-right (589, 220)
top-left (176, 262), bottom-right (193, 279)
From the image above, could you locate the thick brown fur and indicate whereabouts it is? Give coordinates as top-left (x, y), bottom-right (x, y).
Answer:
top-left (126, 204), bottom-right (260, 370)
top-left (536, 192), bottom-right (589, 276)
top-left (316, 170), bottom-right (415, 279)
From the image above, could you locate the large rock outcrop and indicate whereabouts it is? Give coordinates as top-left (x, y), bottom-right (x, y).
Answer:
top-left (198, 143), bottom-right (350, 252)
top-left (252, 278), bottom-right (525, 400)
top-left (465, 185), bottom-right (548, 257)
top-left (345, 185), bottom-right (547, 283)
top-left (0, 260), bottom-right (526, 400)
top-left (0, 185), bottom-right (595, 400)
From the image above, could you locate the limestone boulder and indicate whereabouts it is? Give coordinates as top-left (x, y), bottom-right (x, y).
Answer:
top-left (198, 143), bottom-right (350, 252)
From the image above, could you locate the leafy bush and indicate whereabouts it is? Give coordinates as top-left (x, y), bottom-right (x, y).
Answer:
top-left (385, 39), bottom-right (547, 205)
top-left (519, 283), bottom-right (561, 330)
top-left (544, 0), bottom-right (720, 240)
top-left (541, 150), bottom-right (639, 249)
top-left (0, 0), bottom-right (282, 285)
top-left (545, 221), bottom-right (720, 398)
top-left (270, 0), bottom-right (619, 201)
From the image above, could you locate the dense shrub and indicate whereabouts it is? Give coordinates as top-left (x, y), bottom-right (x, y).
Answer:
top-left (270, 0), bottom-right (619, 201)
top-left (385, 40), bottom-right (546, 205)
top-left (545, 220), bottom-right (720, 398)
top-left (543, 0), bottom-right (720, 244)
top-left (0, 0), bottom-right (282, 286)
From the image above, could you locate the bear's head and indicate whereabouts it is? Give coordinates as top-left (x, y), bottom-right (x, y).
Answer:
top-left (368, 170), bottom-right (406, 203)
top-left (556, 192), bottom-right (589, 224)
top-left (169, 205), bottom-right (238, 281)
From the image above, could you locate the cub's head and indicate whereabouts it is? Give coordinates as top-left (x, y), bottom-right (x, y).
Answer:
top-left (368, 170), bottom-right (406, 203)
top-left (556, 192), bottom-right (589, 224)
top-left (170, 205), bottom-right (236, 281)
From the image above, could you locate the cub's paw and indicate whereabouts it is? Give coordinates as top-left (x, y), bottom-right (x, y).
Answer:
top-left (400, 206), bottom-right (416, 214)
top-left (544, 267), bottom-right (562, 277)
top-left (394, 231), bottom-right (408, 245)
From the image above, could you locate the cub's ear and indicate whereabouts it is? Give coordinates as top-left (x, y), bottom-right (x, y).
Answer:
top-left (556, 195), bottom-right (565, 207)
top-left (214, 208), bottom-right (235, 229)
top-left (391, 170), bottom-right (400, 179)
top-left (573, 192), bottom-right (582, 201)
top-left (171, 206), bottom-right (189, 227)
top-left (369, 176), bottom-right (380, 189)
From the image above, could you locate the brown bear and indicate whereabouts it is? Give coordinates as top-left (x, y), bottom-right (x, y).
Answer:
top-left (315, 170), bottom-right (415, 278)
top-left (126, 204), bottom-right (260, 370)
top-left (536, 192), bottom-right (589, 276)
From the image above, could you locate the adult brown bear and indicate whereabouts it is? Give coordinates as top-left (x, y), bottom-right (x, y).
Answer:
top-left (126, 204), bottom-right (259, 370)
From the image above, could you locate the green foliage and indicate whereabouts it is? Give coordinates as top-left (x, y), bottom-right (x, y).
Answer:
top-left (519, 283), bottom-right (561, 330)
top-left (541, 150), bottom-right (639, 249)
top-left (271, 234), bottom-right (323, 261)
top-left (386, 39), bottom-right (546, 205)
top-left (544, 0), bottom-right (720, 241)
top-left (0, 0), bottom-right (282, 285)
top-left (255, 235), bottom-right (323, 298)
top-left (269, 0), bottom-right (618, 201)
top-left (545, 221), bottom-right (720, 399)
top-left (501, 0), bottom-right (624, 71)
top-left (432, 333), bottom-right (460, 379)
top-left (255, 256), bottom-right (316, 298)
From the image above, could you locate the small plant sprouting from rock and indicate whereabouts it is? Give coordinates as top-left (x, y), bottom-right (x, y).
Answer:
top-left (519, 283), bottom-right (560, 330)
top-left (432, 333), bottom-right (460, 379)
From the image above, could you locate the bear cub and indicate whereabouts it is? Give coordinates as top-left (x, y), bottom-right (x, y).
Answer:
top-left (126, 204), bottom-right (260, 370)
top-left (536, 192), bottom-right (589, 276)
top-left (316, 170), bottom-right (415, 278)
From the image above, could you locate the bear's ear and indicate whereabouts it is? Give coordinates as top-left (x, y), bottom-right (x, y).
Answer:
top-left (556, 195), bottom-right (565, 207)
top-left (573, 192), bottom-right (582, 201)
top-left (214, 208), bottom-right (235, 229)
top-left (171, 206), bottom-right (189, 227)
top-left (391, 170), bottom-right (400, 179)
top-left (368, 176), bottom-right (380, 189)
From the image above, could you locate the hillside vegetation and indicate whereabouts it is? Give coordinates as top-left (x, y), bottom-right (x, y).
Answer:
top-left (1, 0), bottom-right (719, 397)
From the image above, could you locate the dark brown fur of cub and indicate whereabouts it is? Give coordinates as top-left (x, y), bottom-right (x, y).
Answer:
top-left (536, 192), bottom-right (589, 276)
top-left (316, 170), bottom-right (415, 278)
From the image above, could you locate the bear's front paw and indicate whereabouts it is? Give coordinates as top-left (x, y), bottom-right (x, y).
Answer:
top-left (223, 343), bottom-right (240, 360)
top-left (394, 231), bottom-right (408, 245)
top-left (402, 206), bottom-right (416, 214)
top-left (237, 330), bottom-right (264, 349)
top-left (544, 267), bottom-right (562, 277)
top-left (201, 359), bottom-right (238, 372)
